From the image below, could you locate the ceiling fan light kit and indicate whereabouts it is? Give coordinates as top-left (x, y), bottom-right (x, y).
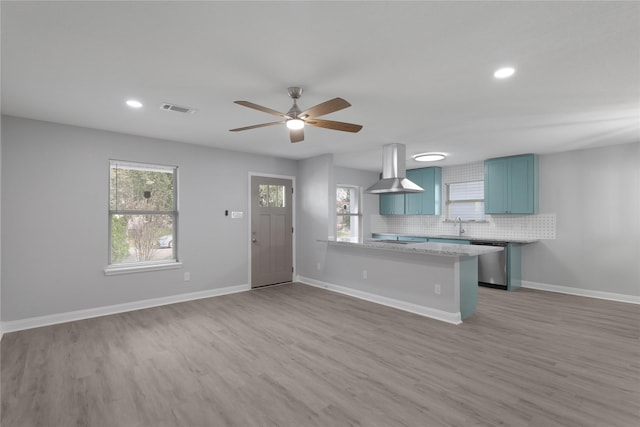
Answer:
top-left (286, 118), bottom-right (304, 130)
top-left (230, 87), bottom-right (362, 143)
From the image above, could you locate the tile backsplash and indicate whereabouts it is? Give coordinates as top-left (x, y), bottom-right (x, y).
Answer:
top-left (370, 161), bottom-right (556, 240)
top-left (370, 213), bottom-right (556, 240)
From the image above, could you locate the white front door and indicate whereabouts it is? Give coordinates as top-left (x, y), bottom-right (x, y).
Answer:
top-left (251, 176), bottom-right (293, 288)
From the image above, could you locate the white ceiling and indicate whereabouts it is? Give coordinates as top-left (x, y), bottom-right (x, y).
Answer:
top-left (2, 1), bottom-right (639, 170)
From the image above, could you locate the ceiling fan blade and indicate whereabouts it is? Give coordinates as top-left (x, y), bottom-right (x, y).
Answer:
top-left (234, 101), bottom-right (290, 118)
top-left (229, 121), bottom-right (285, 132)
top-left (305, 119), bottom-right (363, 133)
top-left (299, 98), bottom-right (351, 119)
top-left (290, 128), bottom-right (304, 143)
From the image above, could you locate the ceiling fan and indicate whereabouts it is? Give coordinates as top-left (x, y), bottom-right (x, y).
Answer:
top-left (229, 87), bottom-right (363, 143)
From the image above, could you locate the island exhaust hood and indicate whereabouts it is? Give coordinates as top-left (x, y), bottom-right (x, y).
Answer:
top-left (366, 143), bottom-right (424, 194)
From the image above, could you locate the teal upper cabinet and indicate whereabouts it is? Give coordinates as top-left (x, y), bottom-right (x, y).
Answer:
top-left (379, 192), bottom-right (405, 215)
top-left (379, 167), bottom-right (442, 215)
top-left (484, 154), bottom-right (538, 214)
top-left (405, 167), bottom-right (442, 215)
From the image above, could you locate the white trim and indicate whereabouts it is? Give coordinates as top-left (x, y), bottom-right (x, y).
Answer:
top-left (1, 284), bottom-right (250, 334)
top-left (297, 275), bottom-right (462, 325)
top-left (104, 261), bottom-right (183, 275)
top-left (248, 172), bottom-right (296, 288)
top-left (521, 280), bottom-right (640, 305)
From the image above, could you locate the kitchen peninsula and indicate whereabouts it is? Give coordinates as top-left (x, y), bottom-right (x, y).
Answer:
top-left (313, 240), bottom-right (503, 324)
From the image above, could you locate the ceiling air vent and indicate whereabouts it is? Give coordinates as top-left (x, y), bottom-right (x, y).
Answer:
top-left (160, 103), bottom-right (197, 114)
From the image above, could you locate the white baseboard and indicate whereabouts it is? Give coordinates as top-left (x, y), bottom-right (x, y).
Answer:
top-left (297, 275), bottom-right (462, 325)
top-left (521, 281), bottom-right (640, 305)
top-left (1, 284), bottom-right (250, 335)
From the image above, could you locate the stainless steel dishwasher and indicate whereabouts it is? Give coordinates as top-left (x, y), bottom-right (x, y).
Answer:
top-left (471, 241), bottom-right (508, 289)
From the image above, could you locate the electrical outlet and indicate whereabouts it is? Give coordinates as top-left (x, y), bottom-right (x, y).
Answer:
top-left (184, 272), bottom-right (191, 282)
top-left (434, 284), bottom-right (441, 295)
top-left (362, 270), bottom-right (368, 279)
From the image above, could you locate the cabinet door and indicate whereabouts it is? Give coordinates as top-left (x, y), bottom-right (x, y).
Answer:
top-left (508, 155), bottom-right (537, 214)
top-left (379, 193), bottom-right (405, 215)
top-left (397, 236), bottom-right (428, 242)
top-left (484, 158), bottom-right (509, 214)
top-left (429, 238), bottom-right (471, 244)
top-left (405, 167), bottom-right (442, 215)
top-left (372, 233), bottom-right (398, 240)
top-left (405, 169), bottom-right (425, 215)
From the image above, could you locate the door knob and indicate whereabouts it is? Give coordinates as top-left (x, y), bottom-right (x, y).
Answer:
top-left (252, 238), bottom-right (257, 243)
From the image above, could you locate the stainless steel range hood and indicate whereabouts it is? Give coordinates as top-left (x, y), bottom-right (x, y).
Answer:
top-left (366, 143), bottom-right (424, 194)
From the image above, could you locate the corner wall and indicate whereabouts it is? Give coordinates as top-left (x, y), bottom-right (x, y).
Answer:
top-left (295, 157), bottom-right (380, 281)
top-left (1, 116), bottom-right (298, 322)
top-left (295, 154), bottom-right (334, 280)
top-left (522, 142), bottom-right (640, 297)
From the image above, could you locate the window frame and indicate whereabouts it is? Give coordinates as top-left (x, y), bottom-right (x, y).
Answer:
top-left (445, 180), bottom-right (487, 222)
top-left (336, 184), bottom-right (363, 243)
top-left (105, 160), bottom-right (181, 275)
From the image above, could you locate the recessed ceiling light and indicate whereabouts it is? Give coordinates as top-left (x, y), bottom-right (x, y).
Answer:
top-left (126, 99), bottom-right (143, 108)
top-left (412, 153), bottom-right (446, 162)
top-left (494, 67), bottom-right (516, 79)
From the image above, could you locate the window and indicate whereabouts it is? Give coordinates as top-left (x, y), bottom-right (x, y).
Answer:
top-left (109, 160), bottom-right (178, 269)
top-left (259, 184), bottom-right (286, 207)
top-left (336, 185), bottom-right (362, 242)
top-left (446, 180), bottom-right (485, 221)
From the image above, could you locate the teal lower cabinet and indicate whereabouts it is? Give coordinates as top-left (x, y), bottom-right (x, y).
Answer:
top-left (506, 243), bottom-right (522, 291)
top-left (371, 233), bottom-right (398, 240)
top-left (397, 236), bottom-right (428, 242)
top-left (428, 238), bottom-right (471, 245)
top-left (459, 256), bottom-right (479, 318)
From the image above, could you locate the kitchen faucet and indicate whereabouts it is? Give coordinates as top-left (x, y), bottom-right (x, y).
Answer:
top-left (455, 216), bottom-right (465, 236)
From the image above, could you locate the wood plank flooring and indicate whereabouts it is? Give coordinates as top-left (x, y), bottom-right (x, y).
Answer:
top-left (1, 283), bottom-right (639, 426)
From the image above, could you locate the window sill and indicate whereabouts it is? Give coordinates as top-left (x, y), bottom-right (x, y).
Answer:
top-left (104, 261), bottom-right (183, 276)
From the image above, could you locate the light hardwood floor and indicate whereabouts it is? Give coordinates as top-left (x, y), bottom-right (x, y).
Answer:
top-left (1, 283), bottom-right (639, 426)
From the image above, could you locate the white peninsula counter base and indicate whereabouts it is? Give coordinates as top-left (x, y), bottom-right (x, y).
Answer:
top-left (305, 240), bottom-right (504, 324)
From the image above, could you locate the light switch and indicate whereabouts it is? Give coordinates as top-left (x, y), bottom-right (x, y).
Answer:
top-left (231, 211), bottom-right (243, 219)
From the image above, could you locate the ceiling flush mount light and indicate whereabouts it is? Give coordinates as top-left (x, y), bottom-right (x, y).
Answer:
top-left (126, 99), bottom-right (143, 108)
top-left (286, 118), bottom-right (304, 130)
top-left (494, 67), bottom-right (516, 79)
top-left (412, 153), bottom-right (446, 162)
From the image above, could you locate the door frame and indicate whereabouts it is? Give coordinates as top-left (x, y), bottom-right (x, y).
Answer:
top-left (247, 172), bottom-right (296, 287)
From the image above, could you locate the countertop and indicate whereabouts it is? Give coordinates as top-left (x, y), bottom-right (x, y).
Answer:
top-left (372, 233), bottom-right (539, 244)
top-left (322, 239), bottom-right (504, 257)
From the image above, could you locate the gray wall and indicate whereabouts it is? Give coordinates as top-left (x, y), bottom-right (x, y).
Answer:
top-left (1, 116), bottom-right (298, 321)
top-left (522, 142), bottom-right (640, 296)
top-left (295, 157), bottom-right (380, 281)
top-left (0, 109), bottom-right (2, 332)
top-left (296, 154), bottom-right (334, 280)
top-left (2, 114), bottom-right (637, 323)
